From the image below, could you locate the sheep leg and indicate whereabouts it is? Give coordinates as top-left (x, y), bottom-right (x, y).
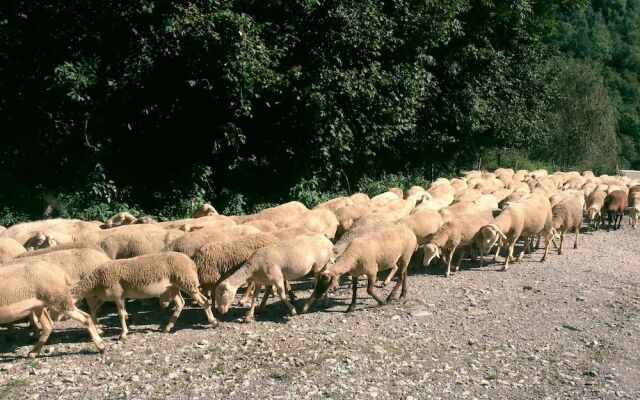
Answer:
top-left (346, 276), bottom-right (358, 313)
top-left (558, 232), bottom-right (565, 255)
top-left (258, 286), bottom-right (273, 311)
top-left (445, 246), bottom-right (456, 277)
top-left (386, 269), bottom-right (404, 303)
top-left (285, 280), bottom-right (296, 302)
top-left (245, 284), bottom-right (262, 323)
top-left (573, 227), bottom-right (579, 249)
top-left (85, 296), bottom-right (104, 324)
top-left (617, 212), bottom-right (624, 229)
top-left (238, 282), bottom-right (255, 306)
top-left (61, 307), bottom-right (105, 353)
top-left (516, 237), bottom-right (528, 261)
top-left (163, 293), bottom-right (185, 332)
top-left (493, 244), bottom-right (501, 262)
top-left (535, 235), bottom-right (541, 250)
top-left (114, 298), bottom-right (129, 340)
top-left (28, 308), bottom-right (52, 358)
top-left (456, 247), bottom-right (465, 272)
top-left (275, 281), bottom-right (297, 317)
top-left (382, 265), bottom-right (398, 287)
top-left (399, 267), bottom-right (408, 299)
top-left (541, 233), bottom-right (552, 262)
top-left (187, 290), bottom-right (218, 326)
top-left (28, 312), bottom-right (41, 337)
top-left (502, 241), bottom-right (516, 271)
top-left (366, 274), bottom-right (386, 306)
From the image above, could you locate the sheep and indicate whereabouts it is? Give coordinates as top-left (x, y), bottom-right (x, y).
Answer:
top-left (477, 194), bottom-right (553, 270)
top-left (334, 203), bottom-right (372, 233)
top-left (0, 261), bottom-right (105, 357)
top-left (77, 224), bottom-right (178, 259)
top-left (453, 189), bottom-right (483, 203)
top-left (0, 238), bottom-right (27, 263)
top-left (603, 190), bottom-right (628, 231)
top-left (277, 208), bottom-right (339, 239)
top-left (369, 191), bottom-right (401, 208)
top-left (438, 201), bottom-right (480, 223)
top-left (72, 252), bottom-right (217, 339)
top-left (193, 233), bottom-right (280, 298)
top-left (489, 189), bottom-right (513, 203)
top-left (192, 203), bottom-right (218, 218)
top-left (8, 248), bottom-right (111, 284)
top-left (241, 219), bottom-right (278, 232)
top-left (164, 225), bottom-right (261, 257)
top-left (396, 208), bottom-right (444, 245)
top-left (586, 189), bottom-right (607, 230)
top-left (450, 178), bottom-right (468, 192)
top-left (215, 234), bottom-right (334, 322)
top-left (1, 218), bottom-right (100, 244)
top-left (472, 194), bottom-right (499, 210)
top-left (104, 212), bottom-right (137, 228)
top-left (627, 191), bottom-right (640, 229)
top-left (314, 196), bottom-right (352, 213)
top-left (499, 192), bottom-right (527, 209)
top-left (23, 231), bottom-right (59, 251)
top-left (407, 186), bottom-right (427, 196)
top-left (259, 221), bottom-right (310, 238)
top-left (0, 226), bottom-right (5, 234)
top-left (422, 210), bottom-right (497, 277)
top-left (301, 224), bottom-right (417, 313)
top-left (550, 198), bottom-right (583, 255)
top-left (233, 201), bottom-right (309, 225)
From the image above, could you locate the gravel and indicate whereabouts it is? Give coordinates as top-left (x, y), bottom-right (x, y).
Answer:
top-left (1, 225), bottom-right (638, 399)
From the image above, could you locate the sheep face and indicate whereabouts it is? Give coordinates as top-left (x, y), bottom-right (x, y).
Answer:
top-left (313, 271), bottom-right (337, 298)
top-left (215, 282), bottom-right (236, 314)
top-left (478, 225), bottom-right (505, 253)
top-left (26, 232), bottom-right (57, 251)
top-left (587, 207), bottom-right (601, 223)
top-left (422, 244), bottom-right (441, 267)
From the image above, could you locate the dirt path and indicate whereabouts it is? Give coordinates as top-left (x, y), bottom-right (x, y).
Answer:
top-left (1, 226), bottom-right (638, 399)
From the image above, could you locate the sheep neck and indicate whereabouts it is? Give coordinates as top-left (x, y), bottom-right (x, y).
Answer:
top-left (224, 261), bottom-right (258, 290)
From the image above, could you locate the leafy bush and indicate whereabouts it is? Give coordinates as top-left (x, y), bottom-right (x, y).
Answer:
top-left (357, 171), bottom-right (431, 197)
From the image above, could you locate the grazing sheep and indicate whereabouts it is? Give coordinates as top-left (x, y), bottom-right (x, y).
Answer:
top-left (193, 233), bottom-right (280, 297)
top-left (551, 198), bottom-right (583, 254)
top-left (603, 190), bottom-right (628, 231)
top-left (314, 196), bottom-right (352, 214)
top-left (215, 234), bottom-right (334, 322)
top-left (407, 186), bottom-right (427, 196)
top-left (499, 191), bottom-right (527, 209)
top-left (104, 212), bottom-right (137, 228)
top-left (396, 208), bottom-right (444, 245)
top-left (301, 224), bottom-right (417, 313)
top-left (477, 194), bottom-right (553, 270)
top-left (79, 225), bottom-right (179, 260)
top-left (0, 262), bottom-right (105, 357)
top-left (369, 191), bottom-right (402, 208)
top-left (334, 203), bottom-right (372, 234)
top-left (438, 201), bottom-right (480, 223)
top-left (627, 191), bottom-right (640, 229)
top-left (0, 238), bottom-right (27, 263)
top-left (472, 194), bottom-right (499, 210)
top-left (192, 203), bottom-right (218, 218)
top-left (164, 225), bottom-right (261, 257)
top-left (72, 252), bottom-right (217, 339)
top-left (586, 189), bottom-right (607, 230)
top-left (422, 210), bottom-right (497, 277)
top-left (233, 201), bottom-right (309, 226)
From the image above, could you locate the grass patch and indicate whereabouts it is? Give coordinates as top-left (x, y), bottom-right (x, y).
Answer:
top-left (0, 380), bottom-right (28, 400)
top-left (213, 363), bottom-right (225, 373)
top-left (485, 372), bottom-right (500, 381)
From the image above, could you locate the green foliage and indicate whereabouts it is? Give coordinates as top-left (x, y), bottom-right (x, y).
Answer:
top-left (357, 171), bottom-right (431, 197)
top-left (289, 177), bottom-right (343, 209)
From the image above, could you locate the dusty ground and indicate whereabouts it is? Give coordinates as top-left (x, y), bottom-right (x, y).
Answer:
top-left (1, 224), bottom-right (639, 399)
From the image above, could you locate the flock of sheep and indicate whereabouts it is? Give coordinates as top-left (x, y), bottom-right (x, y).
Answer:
top-left (1, 168), bottom-right (639, 358)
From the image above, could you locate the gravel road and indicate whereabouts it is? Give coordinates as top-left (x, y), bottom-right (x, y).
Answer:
top-left (1, 225), bottom-right (638, 399)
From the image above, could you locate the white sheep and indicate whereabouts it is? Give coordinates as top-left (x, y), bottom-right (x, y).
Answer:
top-left (301, 224), bottom-right (417, 313)
top-left (422, 210), bottom-right (497, 277)
top-left (192, 203), bottom-right (218, 218)
top-left (0, 237), bottom-right (27, 263)
top-left (477, 194), bottom-right (553, 270)
top-left (215, 234), bottom-right (334, 322)
top-left (550, 198), bottom-right (583, 254)
top-left (72, 252), bottom-right (217, 339)
top-left (0, 261), bottom-right (105, 357)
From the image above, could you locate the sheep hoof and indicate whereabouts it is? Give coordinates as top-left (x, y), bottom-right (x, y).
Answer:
top-left (345, 306), bottom-right (355, 313)
top-left (96, 342), bottom-right (106, 353)
top-left (118, 334), bottom-right (128, 341)
top-left (163, 325), bottom-right (173, 333)
top-left (243, 317), bottom-right (254, 324)
top-left (289, 310), bottom-right (298, 317)
top-left (27, 351), bottom-right (38, 359)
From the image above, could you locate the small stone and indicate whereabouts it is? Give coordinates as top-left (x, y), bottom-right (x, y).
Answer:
top-left (131, 375), bottom-right (140, 382)
top-left (410, 310), bottom-right (431, 317)
top-left (468, 338), bottom-right (477, 346)
top-left (197, 339), bottom-right (209, 346)
top-left (391, 315), bottom-right (401, 321)
top-left (576, 297), bottom-right (586, 302)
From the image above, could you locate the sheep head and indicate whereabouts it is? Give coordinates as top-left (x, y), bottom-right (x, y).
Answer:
top-left (215, 281), bottom-right (237, 314)
top-left (313, 271), bottom-right (338, 298)
top-left (422, 244), bottom-right (441, 267)
top-left (587, 207), bottom-right (600, 222)
top-left (25, 232), bottom-right (57, 251)
top-left (479, 224), bottom-right (506, 252)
